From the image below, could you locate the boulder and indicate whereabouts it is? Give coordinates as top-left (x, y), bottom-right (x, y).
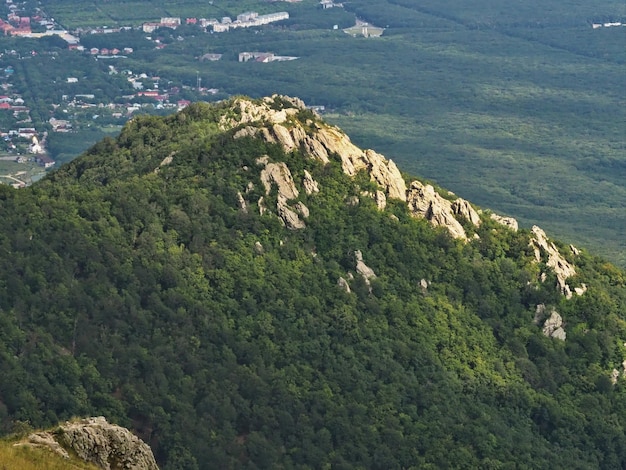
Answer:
top-left (19, 417), bottom-right (158, 470)
top-left (542, 310), bottom-right (566, 341)
top-left (355, 250), bottom-right (377, 283)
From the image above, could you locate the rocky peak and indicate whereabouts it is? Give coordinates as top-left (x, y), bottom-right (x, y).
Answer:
top-left (230, 96), bottom-right (407, 204)
top-left (220, 95), bottom-right (304, 130)
top-left (18, 417), bottom-right (158, 470)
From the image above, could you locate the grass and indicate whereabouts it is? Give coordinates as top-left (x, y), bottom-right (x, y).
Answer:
top-left (0, 439), bottom-right (99, 470)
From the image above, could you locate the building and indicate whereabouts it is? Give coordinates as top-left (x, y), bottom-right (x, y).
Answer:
top-left (237, 12), bottom-right (258, 22)
top-left (199, 53), bottom-right (222, 61)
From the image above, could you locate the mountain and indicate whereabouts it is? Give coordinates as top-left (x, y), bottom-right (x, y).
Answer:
top-left (0, 96), bottom-right (624, 469)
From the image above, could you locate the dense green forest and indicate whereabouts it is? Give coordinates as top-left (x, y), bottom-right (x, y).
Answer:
top-left (0, 97), bottom-right (624, 469)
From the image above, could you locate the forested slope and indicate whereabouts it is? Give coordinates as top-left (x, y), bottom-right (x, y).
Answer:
top-left (0, 97), bottom-right (624, 469)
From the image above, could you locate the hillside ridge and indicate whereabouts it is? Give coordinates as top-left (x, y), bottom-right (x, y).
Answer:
top-left (0, 94), bottom-right (623, 469)
top-left (216, 95), bottom-right (586, 298)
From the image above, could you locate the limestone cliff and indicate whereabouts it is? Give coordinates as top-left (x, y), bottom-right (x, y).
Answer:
top-left (17, 417), bottom-right (158, 470)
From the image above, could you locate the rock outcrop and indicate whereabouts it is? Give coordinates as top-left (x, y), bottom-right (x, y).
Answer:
top-left (611, 368), bottom-right (621, 385)
top-left (375, 190), bottom-right (387, 210)
top-left (230, 95), bottom-right (407, 205)
top-left (363, 150), bottom-right (407, 201)
top-left (337, 276), bottom-right (351, 293)
top-left (302, 170), bottom-right (319, 195)
top-left (236, 191), bottom-right (248, 213)
top-left (255, 156), bottom-right (307, 229)
top-left (406, 181), bottom-right (468, 239)
top-left (18, 417), bottom-right (158, 470)
top-left (220, 95), bottom-right (303, 130)
top-left (355, 250), bottom-right (377, 291)
top-left (277, 195), bottom-right (306, 230)
top-left (490, 213), bottom-right (519, 231)
top-left (257, 157), bottom-right (299, 200)
top-left (226, 96), bottom-right (498, 240)
top-left (226, 96), bottom-right (589, 290)
top-left (542, 310), bottom-right (566, 341)
top-left (530, 225), bottom-right (579, 299)
top-left (451, 198), bottom-right (481, 227)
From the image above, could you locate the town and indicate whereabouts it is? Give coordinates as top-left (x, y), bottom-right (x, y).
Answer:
top-left (0, 0), bottom-right (309, 186)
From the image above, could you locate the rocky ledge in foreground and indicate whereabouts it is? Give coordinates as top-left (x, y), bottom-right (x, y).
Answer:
top-left (16, 416), bottom-right (159, 470)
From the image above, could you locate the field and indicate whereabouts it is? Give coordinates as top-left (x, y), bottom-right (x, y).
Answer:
top-left (21, 0), bottom-right (626, 265)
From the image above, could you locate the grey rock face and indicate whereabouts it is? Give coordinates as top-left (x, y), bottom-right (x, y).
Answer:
top-left (277, 195), bottom-right (306, 230)
top-left (542, 310), bottom-right (566, 341)
top-left (490, 213), bottom-right (519, 231)
top-left (257, 158), bottom-right (299, 200)
top-left (21, 417), bottom-right (158, 470)
top-left (406, 181), bottom-right (468, 240)
top-left (355, 250), bottom-right (377, 283)
top-left (337, 276), bottom-right (351, 293)
top-left (302, 170), bottom-right (320, 195)
top-left (530, 226), bottom-right (579, 299)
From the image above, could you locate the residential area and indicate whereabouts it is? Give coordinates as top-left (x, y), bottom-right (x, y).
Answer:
top-left (0, 0), bottom-right (357, 186)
